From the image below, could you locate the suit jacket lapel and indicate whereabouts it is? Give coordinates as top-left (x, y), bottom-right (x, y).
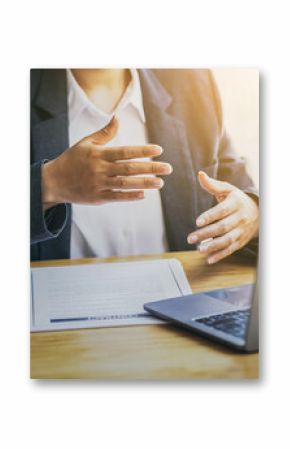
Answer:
top-left (31, 69), bottom-right (69, 161)
top-left (139, 70), bottom-right (198, 250)
top-left (32, 69), bottom-right (199, 253)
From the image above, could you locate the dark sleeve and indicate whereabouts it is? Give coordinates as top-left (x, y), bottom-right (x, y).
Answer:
top-left (209, 71), bottom-right (259, 257)
top-left (31, 160), bottom-right (68, 244)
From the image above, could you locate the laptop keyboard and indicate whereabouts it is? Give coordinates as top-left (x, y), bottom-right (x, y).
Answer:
top-left (196, 308), bottom-right (251, 339)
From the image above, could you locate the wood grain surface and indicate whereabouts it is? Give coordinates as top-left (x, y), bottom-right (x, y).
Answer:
top-left (31, 251), bottom-right (258, 380)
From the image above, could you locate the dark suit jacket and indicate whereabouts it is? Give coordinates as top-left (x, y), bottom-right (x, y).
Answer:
top-left (31, 69), bottom-right (258, 261)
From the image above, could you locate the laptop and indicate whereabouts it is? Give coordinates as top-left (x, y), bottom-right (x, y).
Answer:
top-left (144, 281), bottom-right (259, 352)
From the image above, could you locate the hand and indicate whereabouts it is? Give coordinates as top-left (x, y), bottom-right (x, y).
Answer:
top-left (42, 117), bottom-right (172, 209)
top-left (187, 171), bottom-right (259, 264)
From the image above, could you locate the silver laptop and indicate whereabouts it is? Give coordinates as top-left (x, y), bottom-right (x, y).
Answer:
top-left (144, 280), bottom-right (259, 352)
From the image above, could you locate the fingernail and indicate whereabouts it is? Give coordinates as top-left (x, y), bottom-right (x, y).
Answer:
top-left (152, 179), bottom-right (164, 188)
top-left (199, 238), bottom-right (213, 252)
top-left (152, 145), bottom-right (163, 154)
top-left (108, 115), bottom-right (116, 125)
top-left (187, 235), bottom-right (198, 244)
top-left (207, 257), bottom-right (214, 264)
top-left (196, 217), bottom-right (205, 227)
top-left (160, 164), bottom-right (173, 174)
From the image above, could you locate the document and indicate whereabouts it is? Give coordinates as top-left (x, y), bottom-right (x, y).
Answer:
top-left (31, 259), bottom-right (192, 332)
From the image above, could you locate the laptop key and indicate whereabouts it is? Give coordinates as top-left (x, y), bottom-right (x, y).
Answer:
top-left (196, 308), bottom-right (251, 338)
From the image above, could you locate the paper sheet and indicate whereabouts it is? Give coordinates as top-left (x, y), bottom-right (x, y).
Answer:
top-left (31, 258), bottom-right (192, 332)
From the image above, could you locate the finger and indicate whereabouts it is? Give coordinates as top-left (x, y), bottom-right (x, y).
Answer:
top-left (98, 190), bottom-right (145, 202)
top-left (106, 176), bottom-right (164, 190)
top-left (199, 227), bottom-right (241, 254)
top-left (102, 145), bottom-right (163, 161)
top-left (108, 161), bottom-right (173, 176)
top-left (187, 212), bottom-right (241, 244)
top-left (198, 171), bottom-right (234, 197)
top-left (85, 116), bottom-right (119, 145)
top-left (196, 196), bottom-right (237, 227)
top-left (207, 240), bottom-right (241, 264)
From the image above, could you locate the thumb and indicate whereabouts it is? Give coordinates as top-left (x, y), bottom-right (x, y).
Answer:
top-left (198, 170), bottom-right (233, 198)
top-left (86, 116), bottom-right (119, 145)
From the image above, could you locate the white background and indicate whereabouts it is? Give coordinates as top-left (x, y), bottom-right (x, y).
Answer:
top-left (214, 68), bottom-right (259, 185)
top-left (0, 1), bottom-right (289, 448)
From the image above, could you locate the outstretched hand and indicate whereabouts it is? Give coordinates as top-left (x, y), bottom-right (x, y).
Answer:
top-left (42, 117), bottom-right (173, 209)
top-left (187, 171), bottom-right (259, 264)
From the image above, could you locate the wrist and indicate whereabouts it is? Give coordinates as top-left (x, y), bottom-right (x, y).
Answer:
top-left (41, 160), bottom-right (60, 206)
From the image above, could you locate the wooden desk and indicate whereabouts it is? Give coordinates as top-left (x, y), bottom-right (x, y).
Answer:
top-left (30, 251), bottom-right (258, 380)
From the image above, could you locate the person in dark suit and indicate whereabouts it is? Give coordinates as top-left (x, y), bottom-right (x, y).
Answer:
top-left (31, 69), bottom-right (259, 262)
